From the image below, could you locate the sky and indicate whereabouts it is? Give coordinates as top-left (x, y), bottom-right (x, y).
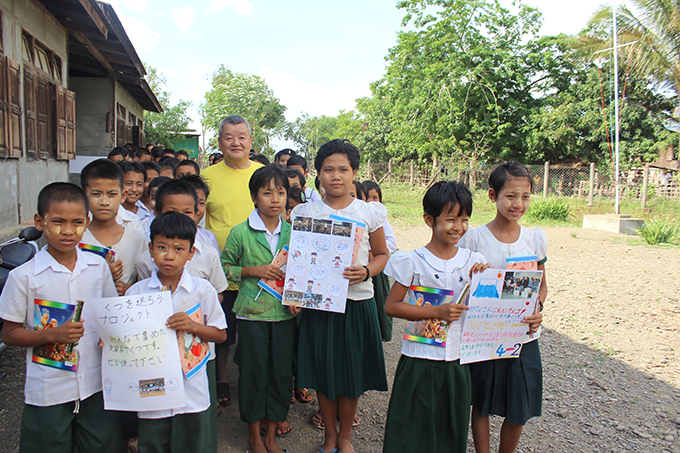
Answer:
top-left (104, 0), bottom-right (604, 149)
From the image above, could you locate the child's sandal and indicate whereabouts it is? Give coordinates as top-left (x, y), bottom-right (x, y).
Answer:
top-left (294, 388), bottom-right (313, 403)
top-left (311, 412), bottom-right (325, 430)
top-left (217, 382), bottom-right (231, 406)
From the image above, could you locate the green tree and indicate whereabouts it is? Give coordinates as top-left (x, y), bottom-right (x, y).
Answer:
top-left (284, 114), bottom-right (339, 159)
top-left (143, 66), bottom-right (193, 148)
top-left (201, 66), bottom-right (286, 152)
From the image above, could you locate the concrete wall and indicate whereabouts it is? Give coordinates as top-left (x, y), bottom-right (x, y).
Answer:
top-left (114, 80), bottom-right (143, 143)
top-left (71, 76), bottom-right (114, 156)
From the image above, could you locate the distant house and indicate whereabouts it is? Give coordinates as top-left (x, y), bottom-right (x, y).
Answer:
top-left (0, 0), bottom-right (161, 240)
top-left (173, 133), bottom-right (201, 159)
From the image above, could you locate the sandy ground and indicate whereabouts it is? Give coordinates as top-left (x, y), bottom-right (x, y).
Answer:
top-left (1, 225), bottom-right (679, 452)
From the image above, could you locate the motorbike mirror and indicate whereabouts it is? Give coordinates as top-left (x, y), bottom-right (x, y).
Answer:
top-left (19, 226), bottom-right (42, 242)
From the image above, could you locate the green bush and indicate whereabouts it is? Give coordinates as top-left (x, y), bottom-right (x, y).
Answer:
top-left (637, 220), bottom-right (679, 245)
top-left (527, 197), bottom-right (572, 221)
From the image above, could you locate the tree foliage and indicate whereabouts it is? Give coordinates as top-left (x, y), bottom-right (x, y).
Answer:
top-left (201, 66), bottom-right (286, 153)
top-left (143, 66), bottom-right (193, 148)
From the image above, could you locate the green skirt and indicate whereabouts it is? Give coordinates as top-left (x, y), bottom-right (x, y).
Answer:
top-left (470, 339), bottom-right (542, 426)
top-left (297, 297), bottom-right (388, 400)
top-left (383, 356), bottom-right (471, 453)
top-left (372, 271), bottom-right (393, 342)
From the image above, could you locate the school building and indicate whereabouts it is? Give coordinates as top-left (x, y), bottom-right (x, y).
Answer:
top-left (0, 0), bottom-right (161, 240)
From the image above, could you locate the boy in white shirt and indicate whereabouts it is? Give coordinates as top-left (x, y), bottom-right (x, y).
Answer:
top-left (0, 183), bottom-right (124, 452)
top-left (80, 159), bottom-right (147, 296)
top-left (126, 211), bottom-right (227, 452)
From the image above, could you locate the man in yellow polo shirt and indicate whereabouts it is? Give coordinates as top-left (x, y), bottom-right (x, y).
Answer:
top-left (202, 115), bottom-right (263, 408)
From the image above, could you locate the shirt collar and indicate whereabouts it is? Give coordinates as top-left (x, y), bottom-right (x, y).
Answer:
top-left (136, 200), bottom-right (151, 214)
top-left (33, 246), bottom-right (101, 276)
top-left (150, 267), bottom-right (193, 293)
top-left (248, 209), bottom-right (282, 235)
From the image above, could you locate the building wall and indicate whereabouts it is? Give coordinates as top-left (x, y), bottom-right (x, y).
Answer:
top-left (0, 0), bottom-right (69, 240)
top-left (71, 76), bottom-right (114, 156)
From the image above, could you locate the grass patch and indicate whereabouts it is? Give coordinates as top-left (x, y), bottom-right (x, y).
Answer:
top-left (526, 197), bottom-right (572, 221)
top-left (636, 219), bottom-right (679, 245)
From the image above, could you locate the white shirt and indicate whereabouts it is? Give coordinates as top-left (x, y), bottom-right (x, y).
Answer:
top-left (82, 214), bottom-right (147, 285)
top-left (135, 200), bottom-right (153, 225)
top-left (136, 239), bottom-right (228, 294)
top-left (383, 218), bottom-right (397, 255)
top-left (196, 226), bottom-right (221, 254)
top-left (247, 209), bottom-right (282, 255)
top-left (126, 269), bottom-right (227, 418)
top-left (290, 199), bottom-right (387, 301)
top-left (385, 247), bottom-right (487, 361)
top-left (304, 187), bottom-right (322, 203)
top-left (0, 247), bottom-right (118, 406)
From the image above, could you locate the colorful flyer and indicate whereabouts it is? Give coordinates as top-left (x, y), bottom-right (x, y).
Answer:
top-left (329, 215), bottom-right (366, 265)
top-left (403, 283), bottom-right (469, 347)
top-left (283, 216), bottom-right (355, 313)
top-left (32, 299), bottom-right (79, 371)
top-left (78, 243), bottom-right (115, 260)
top-left (506, 255), bottom-right (538, 271)
top-left (460, 268), bottom-right (542, 364)
top-left (177, 303), bottom-right (210, 380)
top-left (256, 245), bottom-right (289, 301)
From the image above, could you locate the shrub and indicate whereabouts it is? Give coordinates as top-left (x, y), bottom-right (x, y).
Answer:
top-left (637, 220), bottom-right (679, 245)
top-left (527, 197), bottom-right (572, 221)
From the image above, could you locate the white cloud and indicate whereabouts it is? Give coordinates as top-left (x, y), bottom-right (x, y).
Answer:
top-left (172, 7), bottom-right (196, 33)
top-left (257, 67), bottom-right (371, 121)
top-left (206, 0), bottom-right (253, 16)
top-left (116, 15), bottom-right (160, 55)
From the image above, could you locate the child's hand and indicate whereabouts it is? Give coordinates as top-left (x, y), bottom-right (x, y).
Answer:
top-left (344, 265), bottom-right (368, 285)
top-left (105, 250), bottom-right (115, 263)
top-left (522, 312), bottom-right (542, 334)
top-left (109, 260), bottom-right (124, 281)
top-left (253, 264), bottom-right (285, 280)
top-left (115, 281), bottom-right (131, 296)
top-left (98, 338), bottom-right (104, 348)
top-left (49, 319), bottom-right (85, 344)
top-left (166, 312), bottom-right (196, 333)
top-left (289, 305), bottom-right (302, 315)
top-left (469, 262), bottom-right (490, 278)
top-left (436, 303), bottom-right (469, 322)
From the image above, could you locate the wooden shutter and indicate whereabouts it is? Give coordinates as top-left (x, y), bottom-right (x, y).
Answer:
top-left (132, 125), bottom-right (139, 145)
top-left (7, 57), bottom-right (21, 158)
top-left (0, 55), bottom-right (8, 158)
top-left (116, 118), bottom-right (125, 147)
top-left (55, 86), bottom-right (76, 160)
top-left (36, 75), bottom-right (52, 159)
top-left (23, 66), bottom-right (37, 158)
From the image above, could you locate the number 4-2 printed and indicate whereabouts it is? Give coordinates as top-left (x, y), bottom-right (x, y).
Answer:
top-left (492, 340), bottom-right (523, 359)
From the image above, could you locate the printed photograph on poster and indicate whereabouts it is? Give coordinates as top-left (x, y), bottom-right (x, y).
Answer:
top-left (93, 292), bottom-right (186, 412)
top-left (282, 216), bottom-right (355, 313)
top-left (460, 268), bottom-right (542, 365)
top-left (32, 299), bottom-right (80, 371)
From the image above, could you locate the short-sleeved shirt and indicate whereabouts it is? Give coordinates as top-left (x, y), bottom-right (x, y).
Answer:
top-left (290, 198), bottom-right (387, 301)
top-left (0, 247), bottom-right (118, 406)
top-left (385, 247), bottom-right (487, 361)
top-left (196, 226), bottom-right (220, 254)
top-left (135, 200), bottom-right (153, 225)
top-left (82, 212), bottom-right (147, 285)
top-left (201, 161), bottom-right (263, 251)
top-left (126, 269), bottom-right (227, 418)
top-left (304, 187), bottom-right (322, 203)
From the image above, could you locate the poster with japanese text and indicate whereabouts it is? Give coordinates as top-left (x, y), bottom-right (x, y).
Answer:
top-left (459, 268), bottom-right (542, 364)
top-left (282, 216), bottom-right (355, 313)
top-left (93, 292), bottom-right (186, 411)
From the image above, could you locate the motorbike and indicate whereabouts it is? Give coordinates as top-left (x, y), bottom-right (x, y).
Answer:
top-left (0, 226), bottom-right (42, 352)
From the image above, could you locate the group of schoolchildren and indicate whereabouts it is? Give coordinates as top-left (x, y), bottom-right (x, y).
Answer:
top-left (0, 134), bottom-right (547, 453)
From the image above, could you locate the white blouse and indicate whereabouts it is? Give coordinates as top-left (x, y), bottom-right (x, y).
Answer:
top-left (385, 247), bottom-right (487, 361)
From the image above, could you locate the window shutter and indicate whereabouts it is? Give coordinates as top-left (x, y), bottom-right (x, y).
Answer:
top-left (65, 90), bottom-right (75, 159)
top-left (132, 125), bottom-right (139, 145)
top-left (0, 55), bottom-right (9, 158)
top-left (36, 74), bottom-right (52, 159)
top-left (23, 66), bottom-right (36, 158)
top-left (55, 85), bottom-right (66, 160)
top-left (7, 57), bottom-right (21, 158)
top-left (117, 117), bottom-right (125, 147)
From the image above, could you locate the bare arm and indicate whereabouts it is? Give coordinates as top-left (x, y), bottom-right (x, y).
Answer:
top-left (166, 313), bottom-right (226, 343)
top-left (385, 281), bottom-right (468, 322)
top-left (344, 227), bottom-right (389, 285)
top-left (2, 320), bottom-right (84, 347)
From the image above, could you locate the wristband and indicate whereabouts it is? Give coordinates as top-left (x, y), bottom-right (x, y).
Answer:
top-left (362, 265), bottom-right (371, 282)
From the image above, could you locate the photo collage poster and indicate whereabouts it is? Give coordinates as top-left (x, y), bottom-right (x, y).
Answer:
top-left (282, 216), bottom-right (356, 313)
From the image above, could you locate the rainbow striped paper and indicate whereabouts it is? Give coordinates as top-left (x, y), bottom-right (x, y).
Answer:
top-left (78, 243), bottom-right (114, 260)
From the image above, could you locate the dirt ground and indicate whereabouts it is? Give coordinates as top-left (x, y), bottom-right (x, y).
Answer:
top-left (1, 225), bottom-right (679, 453)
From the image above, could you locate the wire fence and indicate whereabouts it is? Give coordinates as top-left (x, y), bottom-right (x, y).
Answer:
top-left (312, 160), bottom-right (680, 200)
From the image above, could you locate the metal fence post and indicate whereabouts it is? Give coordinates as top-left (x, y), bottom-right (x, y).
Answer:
top-left (641, 163), bottom-right (650, 209)
top-left (588, 163), bottom-right (595, 205)
top-left (410, 160), bottom-right (414, 189)
top-left (388, 158), bottom-right (393, 186)
top-left (543, 162), bottom-right (549, 197)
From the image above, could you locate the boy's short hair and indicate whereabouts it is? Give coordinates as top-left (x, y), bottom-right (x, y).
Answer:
top-left (352, 181), bottom-right (365, 200)
top-left (151, 146), bottom-right (165, 160)
top-left (423, 181), bottom-right (473, 220)
top-left (162, 149), bottom-right (176, 158)
top-left (314, 139), bottom-right (360, 172)
top-left (249, 164), bottom-right (289, 198)
top-left (274, 148), bottom-right (295, 163)
top-left (173, 160), bottom-right (200, 177)
top-left (142, 161), bottom-right (161, 176)
top-left (176, 150), bottom-right (189, 159)
top-left (361, 180), bottom-right (382, 202)
top-left (155, 178), bottom-right (198, 213)
top-left (148, 176), bottom-right (171, 194)
top-left (38, 182), bottom-right (89, 217)
top-left (489, 161), bottom-right (534, 194)
top-left (119, 161), bottom-right (147, 180)
top-left (287, 186), bottom-right (306, 210)
top-left (286, 155), bottom-right (308, 171)
top-left (159, 156), bottom-right (179, 168)
top-left (108, 147), bottom-right (127, 160)
top-left (250, 154), bottom-right (270, 166)
top-left (81, 158), bottom-right (125, 190)
top-left (179, 174), bottom-right (211, 198)
top-left (135, 148), bottom-right (151, 160)
top-left (284, 168), bottom-right (306, 188)
top-left (150, 211), bottom-right (197, 248)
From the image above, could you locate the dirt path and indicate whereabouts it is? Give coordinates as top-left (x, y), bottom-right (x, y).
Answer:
top-left (1, 226), bottom-right (679, 453)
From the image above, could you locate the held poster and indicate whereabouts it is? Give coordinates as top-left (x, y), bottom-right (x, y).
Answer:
top-left (32, 299), bottom-right (79, 371)
top-left (93, 292), bottom-right (186, 412)
top-left (460, 268), bottom-right (542, 364)
top-left (282, 216), bottom-right (355, 313)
